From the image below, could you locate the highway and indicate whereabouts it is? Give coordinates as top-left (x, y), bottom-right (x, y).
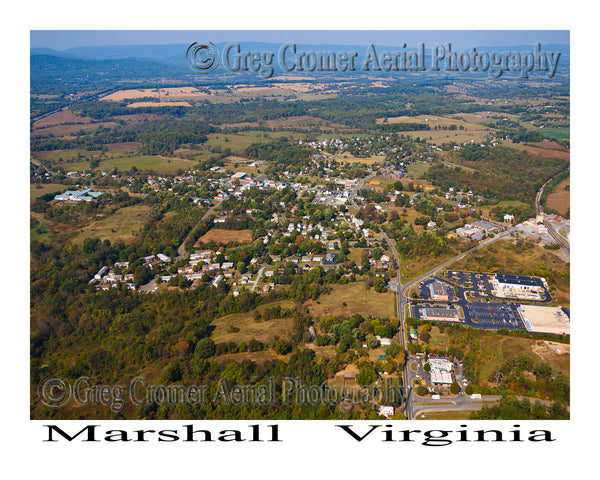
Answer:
top-left (375, 167), bottom-right (570, 419)
top-left (380, 224), bottom-right (517, 419)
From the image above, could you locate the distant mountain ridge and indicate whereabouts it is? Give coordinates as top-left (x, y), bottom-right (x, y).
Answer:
top-left (31, 41), bottom-right (569, 64)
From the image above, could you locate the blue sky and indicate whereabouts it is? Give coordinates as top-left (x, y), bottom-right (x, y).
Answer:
top-left (30, 30), bottom-right (569, 51)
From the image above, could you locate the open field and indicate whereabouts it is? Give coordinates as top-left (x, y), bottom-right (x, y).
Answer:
top-left (541, 127), bottom-right (570, 142)
top-left (196, 228), bottom-right (253, 245)
top-left (508, 142), bottom-right (570, 161)
top-left (204, 133), bottom-right (273, 152)
top-left (101, 87), bottom-right (212, 102)
top-left (305, 282), bottom-right (396, 320)
top-left (30, 183), bottom-right (72, 203)
top-left (430, 328), bottom-right (569, 380)
top-left (546, 178), bottom-right (570, 215)
top-left (212, 350), bottom-right (290, 364)
top-left (377, 114), bottom-right (488, 131)
top-left (101, 84), bottom-right (338, 106)
top-left (71, 204), bottom-right (153, 244)
top-left (405, 160), bottom-right (432, 180)
top-left (31, 121), bottom-right (122, 137)
top-left (126, 101), bottom-right (192, 108)
top-left (32, 110), bottom-right (94, 128)
top-left (333, 153), bottom-right (385, 165)
top-left (69, 155), bottom-right (198, 174)
top-left (378, 113), bottom-right (491, 145)
top-left (400, 252), bottom-right (460, 281)
top-left (210, 299), bottom-right (297, 344)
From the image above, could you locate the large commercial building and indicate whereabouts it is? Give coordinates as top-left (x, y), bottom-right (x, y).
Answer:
top-left (517, 305), bottom-right (570, 335)
top-left (421, 307), bottom-right (460, 322)
top-left (428, 281), bottom-right (449, 301)
top-left (491, 274), bottom-right (547, 301)
top-left (54, 188), bottom-right (104, 202)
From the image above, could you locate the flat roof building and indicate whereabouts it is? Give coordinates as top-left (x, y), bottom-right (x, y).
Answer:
top-left (421, 307), bottom-right (460, 322)
top-left (428, 281), bottom-right (449, 300)
top-left (492, 274), bottom-right (547, 301)
top-left (517, 305), bottom-right (570, 335)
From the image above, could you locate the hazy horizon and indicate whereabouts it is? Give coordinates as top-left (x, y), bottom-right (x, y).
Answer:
top-left (31, 30), bottom-right (570, 52)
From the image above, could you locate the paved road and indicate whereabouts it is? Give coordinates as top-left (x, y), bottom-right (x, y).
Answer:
top-left (251, 265), bottom-right (267, 292)
top-left (379, 226), bottom-right (516, 419)
top-left (412, 394), bottom-right (502, 418)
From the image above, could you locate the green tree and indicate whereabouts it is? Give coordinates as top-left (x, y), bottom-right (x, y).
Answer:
top-left (195, 337), bottom-right (216, 359)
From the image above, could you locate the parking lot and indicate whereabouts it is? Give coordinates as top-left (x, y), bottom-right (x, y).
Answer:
top-left (465, 302), bottom-right (524, 330)
top-left (445, 270), bottom-right (551, 303)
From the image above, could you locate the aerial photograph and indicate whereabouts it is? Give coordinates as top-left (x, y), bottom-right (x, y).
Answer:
top-left (30, 29), bottom-right (570, 422)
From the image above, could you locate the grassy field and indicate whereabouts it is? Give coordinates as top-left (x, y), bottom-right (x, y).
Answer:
top-left (377, 114), bottom-right (491, 145)
top-left (428, 327), bottom-right (570, 382)
top-left (305, 282), bottom-right (396, 320)
top-left (541, 127), bottom-right (570, 141)
top-left (204, 133), bottom-right (273, 153)
top-left (71, 204), bottom-right (153, 245)
top-left (333, 153), bottom-right (386, 165)
top-left (196, 228), bottom-right (253, 245)
top-left (211, 302), bottom-right (297, 345)
top-left (405, 160), bottom-right (432, 180)
top-left (30, 183), bottom-right (71, 203)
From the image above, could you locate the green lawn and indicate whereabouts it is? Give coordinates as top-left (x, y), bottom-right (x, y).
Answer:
top-left (541, 127), bottom-right (570, 141)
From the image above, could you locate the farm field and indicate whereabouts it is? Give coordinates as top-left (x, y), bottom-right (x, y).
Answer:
top-left (305, 282), bottom-right (396, 320)
top-left (31, 121), bottom-right (122, 137)
top-left (32, 109), bottom-right (94, 128)
top-left (545, 178), bottom-right (570, 215)
top-left (100, 84), bottom-right (339, 106)
top-left (541, 127), bottom-right (570, 141)
top-left (196, 228), bottom-right (253, 245)
top-left (71, 204), bottom-right (153, 245)
top-left (333, 153), bottom-right (385, 165)
top-left (74, 155), bottom-right (197, 174)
